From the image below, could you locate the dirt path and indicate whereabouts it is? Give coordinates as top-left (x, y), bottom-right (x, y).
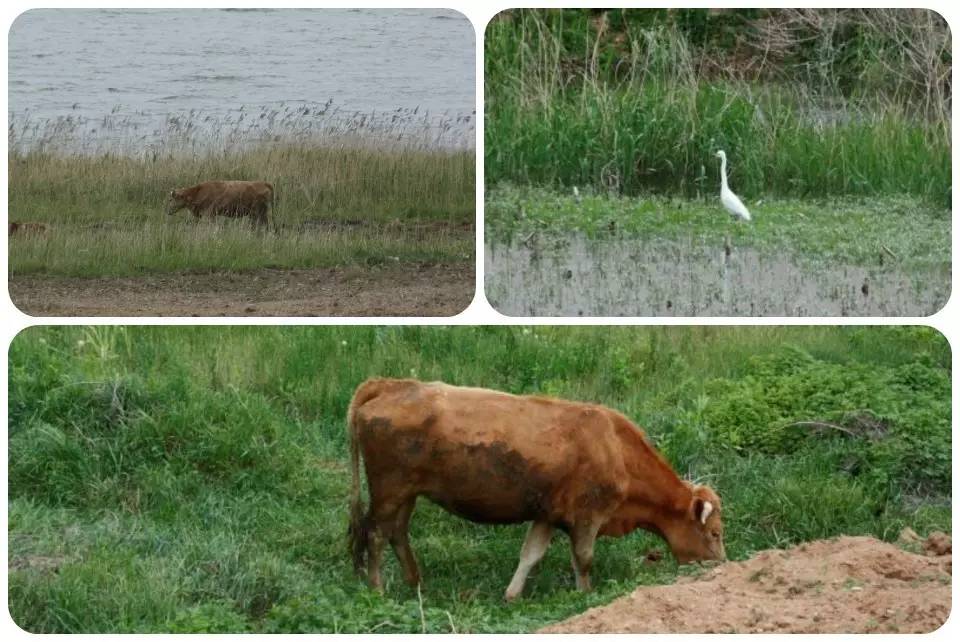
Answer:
top-left (9, 263), bottom-right (474, 316)
top-left (541, 535), bottom-right (951, 634)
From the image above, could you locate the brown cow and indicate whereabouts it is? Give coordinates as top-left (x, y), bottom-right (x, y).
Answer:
top-left (165, 180), bottom-right (273, 226)
top-left (8, 221), bottom-right (49, 236)
top-left (347, 378), bottom-right (725, 600)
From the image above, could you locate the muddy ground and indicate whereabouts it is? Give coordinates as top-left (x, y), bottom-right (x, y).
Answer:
top-left (541, 534), bottom-right (951, 634)
top-left (9, 263), bottom-right (475, 316)
top-left (486, 236), bottom-right (949, 317)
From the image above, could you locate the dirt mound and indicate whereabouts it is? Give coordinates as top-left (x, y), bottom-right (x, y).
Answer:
top-left (541, 536), bottom-right (951, 634)
top-left (923, 532), bottom-right (952, 556)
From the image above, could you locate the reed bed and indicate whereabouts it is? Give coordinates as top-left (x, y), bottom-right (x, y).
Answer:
top-left (485, 9), bottom-right (950, 205)
top-left (8, 106), bottom-right (475, 276)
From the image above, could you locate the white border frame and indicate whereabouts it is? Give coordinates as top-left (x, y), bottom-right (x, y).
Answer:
top-left (2, 2), bottom-right (957, 641)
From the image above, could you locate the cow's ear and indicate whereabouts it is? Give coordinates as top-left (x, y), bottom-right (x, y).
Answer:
top-left (692, 497), bottom-right (713, 524)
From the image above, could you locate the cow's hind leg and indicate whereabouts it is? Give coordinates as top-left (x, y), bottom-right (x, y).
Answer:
top-left (363, 491), bottom-right (390, 591)
top-left (505, 521), bottom-right (553, 601)
top-left (367, 490), bottom-right (419, 591)
top-left (385, 496), bottom-right (420, 587)
top-left (367, 528), bottom-right (387, 592)
top-left (569, 521), bottom-right (602, 592)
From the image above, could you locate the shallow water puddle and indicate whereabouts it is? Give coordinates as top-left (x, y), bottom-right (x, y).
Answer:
top-left (485, 236), bottom-right (948, 317)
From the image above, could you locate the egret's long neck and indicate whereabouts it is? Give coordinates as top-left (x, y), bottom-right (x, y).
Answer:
top-left (719, 156), bottom-right (729, 191)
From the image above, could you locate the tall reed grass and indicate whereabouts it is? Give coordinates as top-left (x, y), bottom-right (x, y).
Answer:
top-left (8, 107), bottom-right (475, 276)
top-left (485, 10), bottom-right (950, 205)
top-left (10, 101), bottom-right (475, 154)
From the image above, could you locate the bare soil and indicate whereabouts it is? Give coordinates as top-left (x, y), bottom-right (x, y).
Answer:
top-left (541, 535), bottom-right (952, 634)
top-left (9, 263), bottom-right (474, 316)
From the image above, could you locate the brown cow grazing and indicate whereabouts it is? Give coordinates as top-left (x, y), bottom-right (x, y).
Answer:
top-left (8, 221), bottom-right (49, 236)
top-left (347, 378), bottom-right (725, 600)
top-left (165, 180), bottom-right (273, 226)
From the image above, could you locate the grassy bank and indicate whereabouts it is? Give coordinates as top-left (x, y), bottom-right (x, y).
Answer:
top-left (486, 184), bottom-right (950, 273)
top-left (9, 220), bottom-right (472, 277)
top-left (485, 10), bottom-right (950, 205)
top-left (8, 326), bottom-right (951, 632)
top-left (8, 114), bottom-right (475, 276)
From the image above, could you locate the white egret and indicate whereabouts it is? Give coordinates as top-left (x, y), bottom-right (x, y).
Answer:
top-left (715, 150), bottom-right (751, 222)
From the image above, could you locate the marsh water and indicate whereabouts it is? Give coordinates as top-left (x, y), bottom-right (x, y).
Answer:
top-left (486, 236), bottom-right (949, 317)
top-left (8, 8), bottom-right (475, 151)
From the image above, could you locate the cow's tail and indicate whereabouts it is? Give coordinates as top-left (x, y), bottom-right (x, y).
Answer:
top-left (346, 378), bottom-right (384, 575)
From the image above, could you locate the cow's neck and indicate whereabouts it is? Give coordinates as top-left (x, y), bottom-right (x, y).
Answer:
top-left (600, 414), bottom-right (693, 539)
top-left (600, 476), bottom-right (691, 539)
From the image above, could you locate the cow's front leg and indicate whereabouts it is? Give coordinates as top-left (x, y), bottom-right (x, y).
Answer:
top-left (253, 205), bottom-right (269, 228)
top-left (569, 521), bottom-right (601, 592)
top-left (505, 521), bottom-right (553, 601)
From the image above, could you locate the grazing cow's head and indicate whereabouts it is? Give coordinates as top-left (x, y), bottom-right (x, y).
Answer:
top-left (667, 483), bottom-right (725, 564)
top-left (165, 188), bottom-right (187, 215)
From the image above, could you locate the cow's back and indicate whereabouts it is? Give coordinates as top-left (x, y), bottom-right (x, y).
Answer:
top-left (352, 379), bottom-right (629, 526)
top-left (186, 181), bottom-right (271, 213)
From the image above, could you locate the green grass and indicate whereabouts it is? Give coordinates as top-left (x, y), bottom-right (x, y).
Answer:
top-left (8, 122), bottom-right (475, 277)
top-left (486, 184), bottom-right (950, 273)
top-left (485, 10), bottom-right (950, 206)
top-left (8, 326), bottom-right (951, 632)
top-left (9, 220), bottom-right (472, 277)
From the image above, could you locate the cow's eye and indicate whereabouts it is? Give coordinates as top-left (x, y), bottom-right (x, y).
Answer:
top-left (711, 530), bottom-right (720, 539)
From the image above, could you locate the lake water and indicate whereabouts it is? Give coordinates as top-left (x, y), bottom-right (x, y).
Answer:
top-left (8, 8), bottom-right (476, 151)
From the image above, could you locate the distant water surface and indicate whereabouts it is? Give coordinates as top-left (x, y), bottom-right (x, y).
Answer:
top-left (9, 8), bottom-right (476, 151)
